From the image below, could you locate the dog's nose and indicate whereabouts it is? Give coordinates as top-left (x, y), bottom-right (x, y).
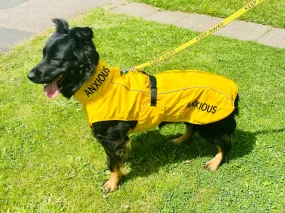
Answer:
top-left (27, 71), bottom-right (36, 81)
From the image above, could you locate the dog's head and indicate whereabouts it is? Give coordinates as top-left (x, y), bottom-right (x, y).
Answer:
top-left (27, 19), bottom-right (99, 98)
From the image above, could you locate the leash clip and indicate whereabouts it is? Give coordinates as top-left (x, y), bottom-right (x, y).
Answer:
top-left (120, 67), bottom-right (136, 75)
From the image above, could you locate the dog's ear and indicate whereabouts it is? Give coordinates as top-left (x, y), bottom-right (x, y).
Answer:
top-left (52, 18), bottom-right (69, 34)
top-left (69, 27), bottom-right (98, 65)
top-left (69, 27), bottom-right (93, 41)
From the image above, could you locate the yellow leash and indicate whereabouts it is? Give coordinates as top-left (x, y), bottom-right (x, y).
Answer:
top-left (122, 0), bottom-right (264, 73)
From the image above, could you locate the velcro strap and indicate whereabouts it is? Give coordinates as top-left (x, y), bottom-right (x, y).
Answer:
top-left (149, 75), bottom-right (157, 106)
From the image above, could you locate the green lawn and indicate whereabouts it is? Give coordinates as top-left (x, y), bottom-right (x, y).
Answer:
top-left (133, 0), bottom-right (285, 28)
top-left (1, 9), bottom-right (285, 212)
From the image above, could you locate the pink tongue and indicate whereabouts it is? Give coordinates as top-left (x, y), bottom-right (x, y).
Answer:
top-left (44, 79), bottom-right (59, 98)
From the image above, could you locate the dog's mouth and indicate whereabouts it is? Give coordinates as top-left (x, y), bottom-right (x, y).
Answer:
top-left (44, 74), bottom-right (63, 98)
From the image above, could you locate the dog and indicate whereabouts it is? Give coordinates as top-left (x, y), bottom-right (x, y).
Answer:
top-left (28, 19), bottom-right (239, 193)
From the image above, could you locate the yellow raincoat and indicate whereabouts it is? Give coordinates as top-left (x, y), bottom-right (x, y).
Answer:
top-left (74, 60), bottom-right (238, 133)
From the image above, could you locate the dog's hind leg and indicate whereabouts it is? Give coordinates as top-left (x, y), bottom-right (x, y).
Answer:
top-left (172, 123), bottom-right (194, 144)
top-left (204, 135), bottom-right (231, 171)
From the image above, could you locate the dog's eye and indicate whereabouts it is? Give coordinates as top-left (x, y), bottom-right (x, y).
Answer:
top-left (50, 57), bottom-right (60, 64)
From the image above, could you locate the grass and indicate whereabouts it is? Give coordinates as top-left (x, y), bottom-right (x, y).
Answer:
top-left (1, 8), bottom-right (285, 212)
top-left (133, 0), bottom-right (285, 28)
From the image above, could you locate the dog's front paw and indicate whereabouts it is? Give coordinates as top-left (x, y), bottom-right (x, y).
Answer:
top-left (204, 159), bottom-right (220, 171)
top-left (204, 147), bottom-right (223, 171)
top-left (103, 178), bottom-right (119, 193)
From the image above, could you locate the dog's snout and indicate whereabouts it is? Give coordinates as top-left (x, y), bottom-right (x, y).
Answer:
top-left (27, 71), bottom-right (36, 81)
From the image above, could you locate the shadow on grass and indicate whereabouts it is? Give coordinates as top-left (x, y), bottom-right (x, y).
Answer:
top-left (121, 129), bottom-right (257, 182)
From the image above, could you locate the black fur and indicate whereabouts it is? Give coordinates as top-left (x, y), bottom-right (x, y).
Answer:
top-left (92, 121), bottom-right (137, 172)
top-left (28, 19), bottom-right (239, 191)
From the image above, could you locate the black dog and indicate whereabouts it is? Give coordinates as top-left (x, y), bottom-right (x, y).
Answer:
top-left (28, 19), bottom-right (239, 193)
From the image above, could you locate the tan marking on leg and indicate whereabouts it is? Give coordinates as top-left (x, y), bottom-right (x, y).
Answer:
top-left (205, 146), bottom-right (223, 171)
top-left (103, 140), bottom-right (130, 193)
top-left (115, 140), bottom-right (132, 158)
top-left (124, 140), bottom-right (132, 150)
top-left (172, 124), bottom-right (194, 144)
top-left (103, 163), bottom-right (122, 193)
